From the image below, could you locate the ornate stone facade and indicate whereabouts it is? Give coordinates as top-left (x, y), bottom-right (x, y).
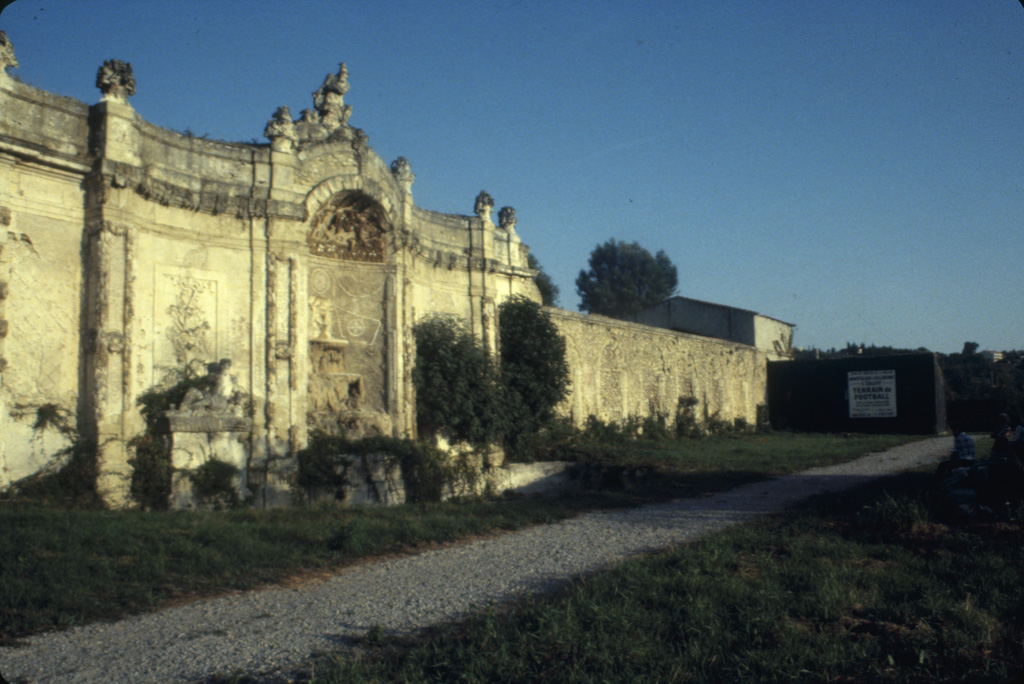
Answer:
top-left (0, 43), bottom-right (773, 507)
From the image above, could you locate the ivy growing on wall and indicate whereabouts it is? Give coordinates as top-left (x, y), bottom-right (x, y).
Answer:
top-left (129, 369), bottom-right (215, 510)
top-left (7, 403), bottom-right (101, 508)
top-left (189, 459), bottom-right (242, 510)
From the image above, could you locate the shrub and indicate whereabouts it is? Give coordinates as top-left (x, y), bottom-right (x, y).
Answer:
top-left (582, 415), bottom-right (630, 444)
top-left (128, 433), bottom-right (172, 511)
top-left (296, 430), bottom-right (354, 502)
top-left (189, 459), bottom-right (242, 510)
top-left (498, 297), bottom-right (570, 460)
top-left (296, 433), bottom-right (476, 504)
top-left (639, 413), bottom-right (671, 440)
top-left (412, 316), bottom-right (506, 448)
top-left (756, 403), bottom-right (772, 432)
top-left (676, 396), bottom-right (702, 438)
top-left (705, 410), bottom-right (732, 436)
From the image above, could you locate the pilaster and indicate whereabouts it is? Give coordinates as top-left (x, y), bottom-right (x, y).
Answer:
top-left (85, 90), bottom-right (142, 506)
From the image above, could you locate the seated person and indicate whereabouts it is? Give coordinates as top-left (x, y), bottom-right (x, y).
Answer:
top-left (950, 423), bottom-right (976, 462)
top-left (937, 422), bottom-right (976, 482)
top-left (990, 413), bottom-right (1013, 461)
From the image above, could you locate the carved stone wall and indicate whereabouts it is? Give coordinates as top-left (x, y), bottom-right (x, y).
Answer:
top-left (0, 52), bottom-right (542, 505)
top-left (307, 261), bottom-right (390, 434)
top-left (548, 309), bottom-right (768, 429)
top-left (0, 143), bottom-right (87, 488)
top-left (0, 43), bottom-right (778, 507)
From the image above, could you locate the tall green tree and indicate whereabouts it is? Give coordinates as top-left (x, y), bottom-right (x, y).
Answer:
top-left (575, 239), bottom-right (678, 318)
top-left (527, 252), bottom-right (559, 307)
top-left (499, 297), bottom-right (570, 458)
top-left (412, 316), bottom-right (505, 447)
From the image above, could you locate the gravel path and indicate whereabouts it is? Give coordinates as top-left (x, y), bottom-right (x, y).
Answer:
top-left (1, 438), bottom-right (950, 684)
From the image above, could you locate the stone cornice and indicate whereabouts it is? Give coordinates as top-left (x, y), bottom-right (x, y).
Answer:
top-left (0, 135), bottom-right (92, 174)
top-left (92, 160), bottom-right (305, 220)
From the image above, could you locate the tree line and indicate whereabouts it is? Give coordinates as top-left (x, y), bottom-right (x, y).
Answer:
top-left (531, 238), bottom-right (679, 318)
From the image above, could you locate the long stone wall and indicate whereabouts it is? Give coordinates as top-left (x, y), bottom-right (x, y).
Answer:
top-left (0, 34), bottom-right (774, 507)
top-left (550, 309), bottom-right (768, 429)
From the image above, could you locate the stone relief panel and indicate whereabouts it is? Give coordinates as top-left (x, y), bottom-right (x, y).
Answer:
top-left (308, 193), bottom-right (388, 263)
top-left (307, 262), bottom-right (387, 431)
top-left (600, 340), bottom-right (624, 422)
top-left (153, 268), bottom-right (219, 382)
top-left (1, 228), bottom-right (79, 404)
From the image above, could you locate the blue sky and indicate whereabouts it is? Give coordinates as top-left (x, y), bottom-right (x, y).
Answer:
top-left (2, 0), bottom-right (1021, 354)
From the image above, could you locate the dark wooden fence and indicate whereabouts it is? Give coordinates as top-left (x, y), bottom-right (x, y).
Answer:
top-left (767, 353), bottom-right (945, 434)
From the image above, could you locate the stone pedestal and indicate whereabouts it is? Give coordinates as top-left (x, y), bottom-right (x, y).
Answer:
top-left (167, 412), bottom-right (252, 509)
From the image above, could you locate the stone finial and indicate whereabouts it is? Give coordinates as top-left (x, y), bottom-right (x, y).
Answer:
top-left (0, 32), bottom-right (19, 74)
top-left (96, 59), bottom-right (136, 101)
top-left (351, 128), bottom-right (369, 153)
top-left (498, 206), bottom-right (517, 231)
top-left (474, 191), bottom-right (494, 222)
top-left (390, 157), bottom-right (414, 184)
top-left (313, 62), bottom-right (352, 130)
top-left (264, 105), bottom-right (297, 152)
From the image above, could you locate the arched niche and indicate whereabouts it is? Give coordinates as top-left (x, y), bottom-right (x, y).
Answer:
top-left (307, 192), bottom-right (391, 263)
top-left (306, 190), bottom-right (395, 437)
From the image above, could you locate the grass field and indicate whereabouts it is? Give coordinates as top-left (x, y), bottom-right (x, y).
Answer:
top-left (0, 432), bottom-right (917, 642)
top-left (314, 460), bottom-right (1024, 683)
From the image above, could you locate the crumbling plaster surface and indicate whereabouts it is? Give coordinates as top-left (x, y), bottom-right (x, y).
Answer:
top-left (549, 309), bottom-right (767, 429)
top-left (0, 77), bottom-right (88, 486)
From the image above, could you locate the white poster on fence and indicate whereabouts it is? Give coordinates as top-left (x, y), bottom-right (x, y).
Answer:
top-left (848, 370), bottom-right (897, 418)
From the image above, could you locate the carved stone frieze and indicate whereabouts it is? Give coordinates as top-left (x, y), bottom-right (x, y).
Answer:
top-left (93, 250), bottom-right (110, 331)
top-left (308, 193), bottom-right (389, 262)
top-left (308, 342), bottom-right (361, 413)
top-left (306, 262), bottom-right (387, 433)
top-left (96, 59), bottom-right (135, 100)
top-left (100, 220), bottom-right (129, 237)
top-left (96, 161), bottom-right (303, 220)
top-left (165, 275), bottom-right (214, 365)
top-left (265, 253), bottom-right (278, 435)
